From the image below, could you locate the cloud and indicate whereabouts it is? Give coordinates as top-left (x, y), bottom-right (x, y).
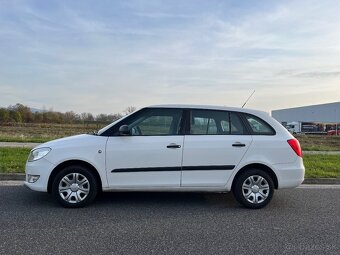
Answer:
top-left (133, 12), bottom-right (197, 19)
top-left (292, 71), bottom-right (340, 78)
top-left (0, 0), bottom-right (340, 114)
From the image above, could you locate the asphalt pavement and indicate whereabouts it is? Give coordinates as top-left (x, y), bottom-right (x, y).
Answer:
top-left (0, 183), bottom-right (339, 254)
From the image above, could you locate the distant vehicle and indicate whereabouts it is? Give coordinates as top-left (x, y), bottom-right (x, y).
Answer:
top-left (302, 124), bottom-right (318, 132)
top-left (327, 129), bottom-right (340, 136)
top-left (286, 121), bottom-right (325, 134)
top-left (286, 122), bottom-right (301, 134)
top-left (25, 105), bottom-right (305, 209)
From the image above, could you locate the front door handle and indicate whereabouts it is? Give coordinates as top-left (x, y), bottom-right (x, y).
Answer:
top-left (167, 143), bottom-right (181, 149)
top-left (232, 142), bottom-right (246, 147)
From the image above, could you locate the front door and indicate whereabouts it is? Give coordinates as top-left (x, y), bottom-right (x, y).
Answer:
top-left (106, 108), bottom-right (184, 188)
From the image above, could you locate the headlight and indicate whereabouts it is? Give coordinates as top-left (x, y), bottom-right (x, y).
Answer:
top-left (28, 147), bottom-right (51, 162)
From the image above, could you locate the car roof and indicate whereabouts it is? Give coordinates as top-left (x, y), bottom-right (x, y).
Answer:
top-left (148, 104), bottom-right (269, 116)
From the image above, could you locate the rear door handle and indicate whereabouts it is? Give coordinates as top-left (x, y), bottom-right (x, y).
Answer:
top-left (167, 143), bottom-right (181, 149)
top-left (232, 143), bottom-right (246, 147)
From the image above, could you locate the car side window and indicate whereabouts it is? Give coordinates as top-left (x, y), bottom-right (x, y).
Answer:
top-left (245, 114), bottom-right (275, 135)
top-left (191, 116), bottom-right (217, 134)
top-left (127, 108), bottom-right (183, 136)
top-left (221, 120), bottom-right (230, 133)
top-left (189, 110), bottom-right (249, 135)
top-left (190, 110), bottom-right (230, 135)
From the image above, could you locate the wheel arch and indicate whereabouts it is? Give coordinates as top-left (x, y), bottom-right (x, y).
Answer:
top-left (47, 160), bottom-right (103, 193)
top-left (231, 163), bottom-right (278, 190)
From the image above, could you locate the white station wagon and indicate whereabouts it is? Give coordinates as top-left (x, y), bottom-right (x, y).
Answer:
top-left (25, 105), bottom-right (304, 209)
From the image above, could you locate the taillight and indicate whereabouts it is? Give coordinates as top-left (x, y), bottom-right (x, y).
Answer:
top-left (287, 139), bottom-right (303, 157)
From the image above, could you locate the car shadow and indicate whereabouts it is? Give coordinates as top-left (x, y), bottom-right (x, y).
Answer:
top-left (96, 191), bottom-right (239, 208)
top-left (10, 185), bottom-right (293, 212)
top-left (19, 187), bottom-right (241, 210)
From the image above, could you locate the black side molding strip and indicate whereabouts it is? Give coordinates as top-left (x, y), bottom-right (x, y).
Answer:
top-left (111, 165), bottom-right (235, 173)
top-left (112, 167), bottom-right (181, 173)
top-left (182, 165), bottom-right (235, 171)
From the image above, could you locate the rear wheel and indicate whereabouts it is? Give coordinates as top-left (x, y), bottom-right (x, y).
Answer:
top-left (52, 165), bottom-right (98, 208)
top-left (233, 169), bottom-right (274, 209)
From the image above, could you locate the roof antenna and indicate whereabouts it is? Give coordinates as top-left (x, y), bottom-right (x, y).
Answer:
top-left (242, 90), bottom-right (255, 108)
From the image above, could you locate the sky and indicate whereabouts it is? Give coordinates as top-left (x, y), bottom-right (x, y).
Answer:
top-left (0, 0), bottom-right (340, 114)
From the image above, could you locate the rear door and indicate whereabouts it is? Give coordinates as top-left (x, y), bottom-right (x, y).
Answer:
top-left (181, 109), bottom-right (252, 187)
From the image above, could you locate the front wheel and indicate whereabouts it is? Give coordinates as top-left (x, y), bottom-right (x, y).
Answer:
top-left (52, 165), bottom-right (98, 208)
top-left (233, 169), bottom-right (274, 209)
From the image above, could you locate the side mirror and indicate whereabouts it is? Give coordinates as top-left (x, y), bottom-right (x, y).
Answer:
top-left (119, 125), bottom-right (130, 136)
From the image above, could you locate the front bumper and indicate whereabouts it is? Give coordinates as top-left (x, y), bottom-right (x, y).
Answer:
top-left (24, 158), bottom-right (56, 192)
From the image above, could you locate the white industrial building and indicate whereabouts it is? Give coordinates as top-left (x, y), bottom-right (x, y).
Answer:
top-left (272, 102), bottom-right (340, 123)
top-left (271, 102), bottom-right (340, 133)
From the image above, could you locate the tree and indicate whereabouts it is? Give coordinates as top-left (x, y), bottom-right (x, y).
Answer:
top-left (0, 103), bottom-right (136, 124)
top-left (34, 112), bottom-right (43, 123)
top-left (81, 112), bottom-right (87, 122)
top-left (0, 108), bottom-right (9, 123)
top-left (16, 104), bottom-right (33, 122)
top-left (86, 113), bottom-right (94, 122)
top-left (107, 113), bottom-right (122, 122)
top-left (13, 111), bottom-right (22, 123)
top-left (96, 114), bottom-right (108, 122)
top-left (81, 112), bottom-right (95, 122)
top-left (64, 111), bottom-right (77, 124)
top-left (124, 106), bottom-right (136, 115)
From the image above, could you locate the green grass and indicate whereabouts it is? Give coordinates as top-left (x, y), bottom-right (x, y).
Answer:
top-left (303, 154), bottom-right (340, 178)
top-left (296, 135), bottom-right (340, 151)
top-left (0, 147), bottom-right (30, 173)
top-left (1, 148), bottom-right (339, 179)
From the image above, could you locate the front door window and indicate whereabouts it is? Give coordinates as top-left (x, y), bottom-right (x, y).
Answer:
top-left (128, 108), bottom-right (183, 136)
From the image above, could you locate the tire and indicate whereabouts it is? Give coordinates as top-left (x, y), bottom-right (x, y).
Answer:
top-left (52, 165), bottom-right (98, 208)
top-left (232, 169), bottom-right (274, 209)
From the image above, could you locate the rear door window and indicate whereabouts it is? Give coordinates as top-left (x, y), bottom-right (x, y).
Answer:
top-left (190, 110), bottom-right (220, 135)
top-left (189, 110), bottom-right (247, 135)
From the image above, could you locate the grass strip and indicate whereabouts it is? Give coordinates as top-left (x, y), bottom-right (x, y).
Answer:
top-left (0, 148), bottom-right (30, 173)
top-left (303, 154), bottom-right (340, 178)
top-left (296, 135), bottom-right (340, 151)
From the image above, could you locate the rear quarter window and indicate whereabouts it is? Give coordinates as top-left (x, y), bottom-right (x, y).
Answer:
top-left (244, 114), bottom-right (276, 135)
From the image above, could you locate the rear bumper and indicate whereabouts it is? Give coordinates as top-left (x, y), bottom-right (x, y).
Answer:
top-left (274, 158), bottom-right (305, 188)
